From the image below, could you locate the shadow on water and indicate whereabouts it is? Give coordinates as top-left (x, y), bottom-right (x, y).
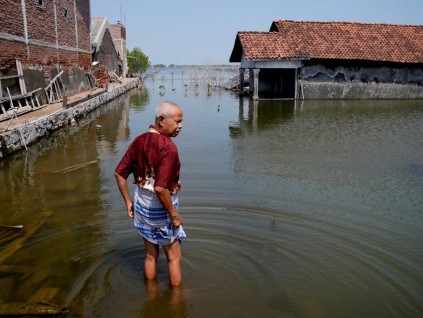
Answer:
top-left (0, 75), bottom-right (423, 317)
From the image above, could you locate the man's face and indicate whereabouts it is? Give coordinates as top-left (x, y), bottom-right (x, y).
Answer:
top-left (159, 108), bottom-right (183, 137)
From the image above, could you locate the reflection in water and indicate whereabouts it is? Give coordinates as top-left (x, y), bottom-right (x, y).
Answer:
top-left (0, 93), bottom-right (134, 315)
top-left (0, 79), bottom-right (422, 317)
top-left (229, 98), bottom-right (298, 138)
top-left (140, 281), bottom-right (190, 317)
top-left (129, 88), bottom-right (150, 109)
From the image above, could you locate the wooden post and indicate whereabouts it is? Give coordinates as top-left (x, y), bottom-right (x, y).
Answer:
top-left (62, 95), bottom-right (68, 108)
top-left (16, 59), bottom-right (27, 95)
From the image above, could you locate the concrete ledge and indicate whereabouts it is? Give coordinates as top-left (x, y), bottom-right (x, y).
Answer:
top-left (0, 78), bottom-right (141, 159)
top-left (299, 81), bottom-right (423, 99)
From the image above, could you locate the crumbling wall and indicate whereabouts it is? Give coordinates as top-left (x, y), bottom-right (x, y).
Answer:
top-left (299, 63), bottom-right (423, 99)
top-left (299, 81), bottom-right (423, 99)
top-left (301, 64), bottom-right (423, 85)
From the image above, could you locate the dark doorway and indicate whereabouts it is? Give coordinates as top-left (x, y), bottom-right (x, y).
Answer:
top-left (258, 68), bottom-right (296, 99)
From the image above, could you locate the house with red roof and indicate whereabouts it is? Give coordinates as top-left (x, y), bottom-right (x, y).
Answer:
top-left (229, 20), bottom-right (423, 99)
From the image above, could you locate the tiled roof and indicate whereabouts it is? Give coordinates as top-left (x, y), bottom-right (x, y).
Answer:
top-left (230, 20), bottom-right (423, 64)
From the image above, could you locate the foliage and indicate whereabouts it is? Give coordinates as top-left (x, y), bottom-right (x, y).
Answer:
top-left (127, 47), bottom-right (151, 74)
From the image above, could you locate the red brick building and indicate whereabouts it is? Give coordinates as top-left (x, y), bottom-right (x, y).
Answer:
top-left (0, 0), bottom-right (91, 102)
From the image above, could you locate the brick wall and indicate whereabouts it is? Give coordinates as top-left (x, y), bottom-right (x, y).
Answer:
top-left (0, 0), bottom-right (25, 37)
top-left (110, 25), bottom-right (127, 61)
top-left (110, 24), bottom-right (127, 76)
top-left (96, 29), bottom-right (120, 73)
top-left (0, 0), bottom-right (91, 74)
top-left (110, 24), bottom-right (126, 40)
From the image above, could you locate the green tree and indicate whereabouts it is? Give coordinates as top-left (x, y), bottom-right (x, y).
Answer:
top-left (127, 47), bottom-right (150, 75)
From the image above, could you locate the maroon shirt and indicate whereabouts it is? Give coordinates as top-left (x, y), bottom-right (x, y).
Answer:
top-left (115, 125), bottom-right (181, 191)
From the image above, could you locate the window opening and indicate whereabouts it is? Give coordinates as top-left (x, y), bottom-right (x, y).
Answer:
top-left (37, 0), bottom-right (45, 9)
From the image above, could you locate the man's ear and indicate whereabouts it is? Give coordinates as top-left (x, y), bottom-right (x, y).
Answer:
top-left (156, 116), bottom-right (164, 127)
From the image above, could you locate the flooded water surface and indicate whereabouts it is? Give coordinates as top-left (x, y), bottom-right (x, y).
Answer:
top-left (1, 70), bottom-right (423, 317)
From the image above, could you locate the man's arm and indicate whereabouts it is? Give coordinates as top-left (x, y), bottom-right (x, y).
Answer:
top-left (154, 185), bottom-right (182, 229)
top-left (114, 172), bottom-right (134, 218)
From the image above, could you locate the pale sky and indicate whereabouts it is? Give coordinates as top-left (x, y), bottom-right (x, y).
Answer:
top-left (91, 0), bottom-right (423, 66)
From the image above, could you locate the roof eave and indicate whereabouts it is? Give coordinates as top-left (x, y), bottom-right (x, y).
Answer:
top-left (246, 57), bottom-right (311, 62)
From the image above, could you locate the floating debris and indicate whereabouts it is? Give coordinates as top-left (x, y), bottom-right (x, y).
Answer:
top-left (53, 159), bottom-right (99, 174)
top-left (0, 225), bottom-right (23, 231)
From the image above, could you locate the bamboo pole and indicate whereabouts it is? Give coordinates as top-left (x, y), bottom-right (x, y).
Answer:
top-left (53, 159), bottom-right (99, 174)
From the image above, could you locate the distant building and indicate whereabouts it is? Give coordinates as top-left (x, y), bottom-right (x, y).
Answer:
top-left (230, 20), bottom-right (423, 99)
top-left (110, 23), bottom-right (127, 77)
top-left (91, 17), bottom-right (125, 77)
top-left (0, 0), bottom-right (91, 101)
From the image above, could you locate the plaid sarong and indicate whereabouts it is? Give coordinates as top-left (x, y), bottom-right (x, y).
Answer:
top-left (133, 187), bottom-right (186, 246)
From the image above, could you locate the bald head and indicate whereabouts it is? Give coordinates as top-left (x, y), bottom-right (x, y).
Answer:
top-left (155, 101), bottom-right (181, 123)
top-left (155, 101), bottom-right (183, 137)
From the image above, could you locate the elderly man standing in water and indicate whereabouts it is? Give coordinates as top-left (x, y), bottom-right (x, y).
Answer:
top-left (114, 101), bottom-right (186, 287)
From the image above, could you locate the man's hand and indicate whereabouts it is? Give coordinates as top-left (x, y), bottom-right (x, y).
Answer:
top-left (127, 201), bottom-right (134, 218)
top-left (114, 172), bottom-right (134, 219)
top-left (172, 181), bottom-right (182, 195)
top-left (155, 185), bottom-right (183, 229)
top-left (171, 213), bottom-right (182, 229)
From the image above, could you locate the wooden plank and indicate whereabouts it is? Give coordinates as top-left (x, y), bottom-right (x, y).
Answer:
top-left (16, 59), bottom-right (27, 95)
top-left (34, 94), bottom-right (40, 108)
top-left (54, 81), bottom-right (62, 101)
top-left (54, 160), bottom-right (98, 174)
top-left (1, 93), bottom-right (32, 103)
top-left (44, 71), bottom-right (64, 90)
top-left (0, 102), bottom-right (6, 114)
top-left (29, 96), bottom-right (35, 108)
top-left (0, 75), bottom-right (21, 80)
top-left (44, 71), bottom-right (65, 104)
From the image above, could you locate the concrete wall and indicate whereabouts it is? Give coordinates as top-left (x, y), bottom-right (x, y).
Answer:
top-left (301, 64), bottom-right (423, 85)
top-left (1, 65), bottom-right (91, 107)
top-left (299, 81), bottom-right (423, 99)
top-left (298, 63), bottom-right (423, 99)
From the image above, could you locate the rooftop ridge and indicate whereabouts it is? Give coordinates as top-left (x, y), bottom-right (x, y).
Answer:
top-left (273, 19), bottom-right (423, 27)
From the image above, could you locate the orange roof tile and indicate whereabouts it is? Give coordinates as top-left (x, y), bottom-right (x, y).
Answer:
top-left (230, 20), bottom-right (423, 64)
